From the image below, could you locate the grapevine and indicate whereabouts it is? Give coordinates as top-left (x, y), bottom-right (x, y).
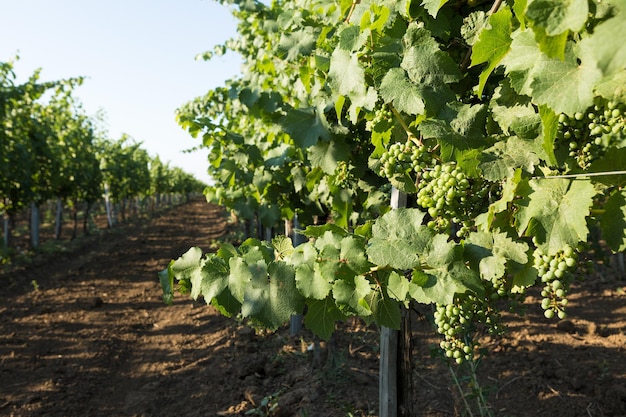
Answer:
top-left (163, 0), bottom-right (626, 382)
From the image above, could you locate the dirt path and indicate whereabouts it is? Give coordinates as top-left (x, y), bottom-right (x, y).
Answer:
top-left (1, 199), bottom-right (625, 417)
top-left (0, 200), bottom-right (242, 416)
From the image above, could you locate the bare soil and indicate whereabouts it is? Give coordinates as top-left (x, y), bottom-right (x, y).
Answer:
top-left (0, 199), bottom-right (625, 417)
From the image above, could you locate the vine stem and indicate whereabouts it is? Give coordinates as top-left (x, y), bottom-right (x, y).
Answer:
top-left (533, 170), bottom-right (626, 179)
top-left (389, 103), bottom-right (417, 140)
top-left (448, 364), bottom-right (476, 417)
top-left (459, 0), bottom-right (505, 72)
top-left (345, 0), bottom-right (360, 23)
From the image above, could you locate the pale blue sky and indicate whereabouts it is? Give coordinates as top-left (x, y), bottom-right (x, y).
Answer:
top-left (0, 0), bottom-right (243, 184)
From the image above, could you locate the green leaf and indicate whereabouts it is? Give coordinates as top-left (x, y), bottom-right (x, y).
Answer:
top-left (529, 44), bottom-right (602, 114)
top-left (305, 296), bottom-right (347, 340)
top-left (158, 263), bottom-right (174, 305)
top-left (526, 0), bottom-right (589, 36)
top-left (333, 275), bottom-right (373, 316)
top-left (338, 24), bottom-right (369, 52)
top-left (272, 235), bottom-right (294, 260)
top-left (241, 261), bottom-right (304, 329)
top-left (464, 231), bottom-right (528, 282)
top-left (228, 256), bottom-right (253, 302)
top-left (308, 140), bottom-right (350, 174)
top-left (578, 2), bottom-right (626, 77)
top-left (420, 103), bottom-right (490, 162)
top-left (420, 0), bottom-right (450, 17)
top-left (328, 48), bottom-right (377, 115)
top-left (600, 190), bottom-right (626, 252)
top-left (410, 234), bottom-right (483, 305)
top-left (502, 29), bottom-right (544, 96)
top-left (379, 68), bottom-right (426, 115)
top-left (514, 178), bottom-right (595, 255)
top-left (490, 80), bottom-right (541, 137)
top-left (295, 255), bottom-right (333, 301)
top-left (366, 289), bottom-right (402, 329)
top-left (278, 26), bottom-right (318, 61)
top-left (367, 208), bottom-right (435, 269)
top-left (594, 69), bottom-right (626, 103)
top-left (387, 270), bottom-right (410, 302)
top-left (281, 106), bottom-right (331, 148)
top-left (588, 148), bottom-right (626, 187)
top-left (480, 137), bottom-right (540, 181)
top-left (340, 235), bottom-right (371, 275)
top-left (170, 246), bottom-right (204, 300)
top-left (198, 256), bottom-right (230, 304)
top-left (471, 7), bottom-right (513, 96)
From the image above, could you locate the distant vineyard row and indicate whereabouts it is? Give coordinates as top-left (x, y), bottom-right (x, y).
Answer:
top-left (1, 58), bottom-right (205, 258)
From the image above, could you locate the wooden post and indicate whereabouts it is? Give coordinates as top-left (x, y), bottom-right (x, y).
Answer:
top-left (104, 182), bottom-right (114, 228)
top-left (380, 187), bottom-right (407, 417)
top-left (290, 215), bottom-right (305, 336)
top-left (30, 202), bottom-right (40, 249)
top-left (54, 197), bottom-right (63, 240)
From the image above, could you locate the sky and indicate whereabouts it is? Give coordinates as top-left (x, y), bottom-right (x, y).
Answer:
top-left (0, 0), bottom-right (243, 185)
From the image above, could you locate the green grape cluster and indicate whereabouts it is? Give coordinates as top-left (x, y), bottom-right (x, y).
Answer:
top-left (377, 140), bottom-right (428, 181)
top-left (533, 245), bottom-right (578, 319)
top-left (415, 163), bottom-right (490, 237)
top-left (556, 98), bottom-right (626, 169)
top-left (332, 160), bottom-right (355, 189)
top-left (434, 292), bottom-right (504, 364)
top-left (369, 105), bottom-right (393, 130)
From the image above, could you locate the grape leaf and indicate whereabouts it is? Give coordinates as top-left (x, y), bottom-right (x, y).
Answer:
top-left (502, 29), bottom-right (544, 96)
top-left (304, 296), bottom-right (348, 340)
top-left (158, 264), bottom-right (174, 305)
top-left (514, 178), bottom-right (595, 255)
top-left (529, 44), bottom-right (601, 114)
top-left (526, 0), bottom-right (588, 36)
top-left (399, 24), bottom-right (460, 110)
top-left (379, 68), bottom-right (426, 115)
top-left (588, 148), bottom-right (626, 187)
top-left (365, 289), bottom-right (402, 329)
top-left (295, 263), bottom-right (333, 300)
top-left (600, 190), bottom-right (626, 252)
top-left (198, 256), bottom-right (230, 305)
top-left (480, 136), bottom-right (540, 181)
top-left (402, 24), bottom-right (461, 86)
top-left (241, 261), bottom-right (304, 329)
top-left (387, 270), bottom-right (410, 302)
top-left (471, 7), bottom-right (513, 96)
top-left (338, 24), bottom-right (369, 52)
top-left (578, 3), bottom-right (626, 77)
top-left (278, 26), bottom-right (318, 61)
top-left (464, 231), bottom-right (528, 282)
top-left (340, 235), bottom-right (371, 275)
top-left (367, 208), bottom-right (435, 269)
top-left (328, 48), bottom-right (378, 116)
top-left (410, 235), bottom-right (482, 305)
top-left (227, 256), bottom-right (257, 304)
top-left (170, 246), bottom-right (204, 300)
top-left (419, 103), bottom-right (490, 162)
top-left (420, 0), bottom-right (450, 17)
top-left (333, 275), bottom-right (373, 316)
top-left (490, 80), bottom-right (538, 137)
top-left (281, 106), bottom-right (331, 148)
top-left (594, 69), bottom-right (626, 103)
top-left (307, 139), bottom-right (350, 174)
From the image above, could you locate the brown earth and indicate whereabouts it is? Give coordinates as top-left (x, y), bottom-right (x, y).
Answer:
top-left (0, 198), bottom-right (625, 417)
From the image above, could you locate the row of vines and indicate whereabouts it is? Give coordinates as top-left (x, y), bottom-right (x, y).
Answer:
top-left (1, 58), bottom-right (205, 259)
top-left (162, 0), bottom-right (626, 414)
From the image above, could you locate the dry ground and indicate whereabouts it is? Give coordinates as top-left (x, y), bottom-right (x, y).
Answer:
top-left (0, 199), bottom-right (624, 417)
